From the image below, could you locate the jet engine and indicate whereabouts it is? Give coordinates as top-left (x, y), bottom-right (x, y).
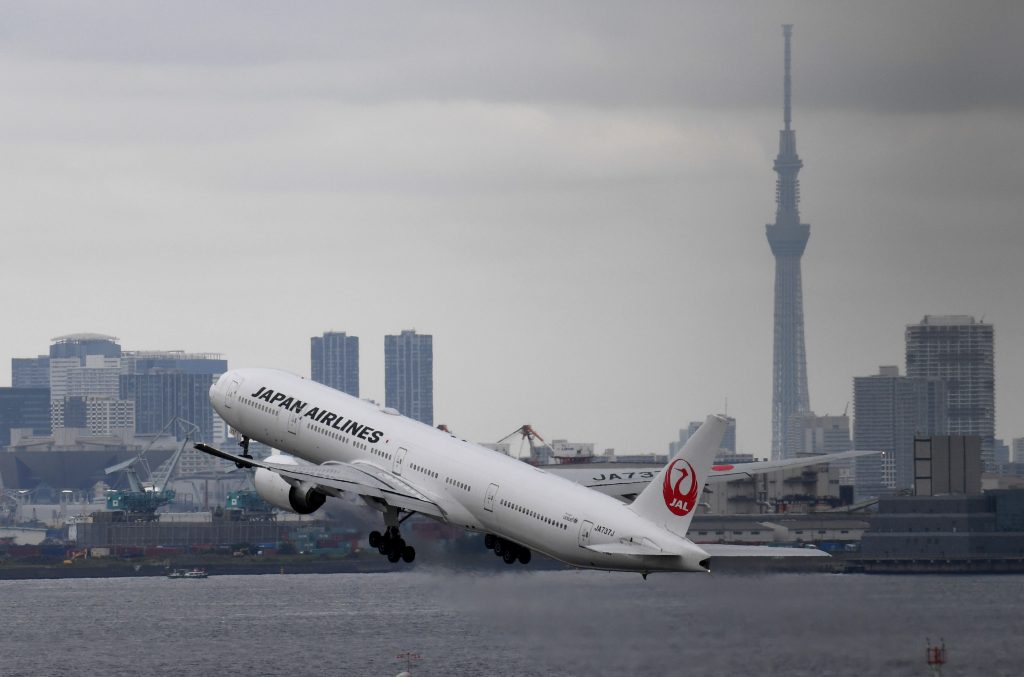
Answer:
top-left (253, 463), bottom-right (326, 515)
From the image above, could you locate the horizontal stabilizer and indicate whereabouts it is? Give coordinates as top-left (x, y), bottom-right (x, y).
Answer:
top-left (584, 542), bottom-right (673, 557)
top-left (700, 544), bottom-right (829, 558)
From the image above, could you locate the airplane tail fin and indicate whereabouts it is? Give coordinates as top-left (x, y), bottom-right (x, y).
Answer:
top-left (629, 414), bottom-right (727, 537)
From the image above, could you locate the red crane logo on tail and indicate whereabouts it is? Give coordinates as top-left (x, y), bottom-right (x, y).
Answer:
top-left (662, 459), bottom-right (699, 516)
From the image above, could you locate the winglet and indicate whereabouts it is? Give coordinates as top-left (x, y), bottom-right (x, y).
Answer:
top-left (628, 414), bottom-right (727, 537)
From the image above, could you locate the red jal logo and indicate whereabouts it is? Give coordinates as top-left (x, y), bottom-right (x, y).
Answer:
top-left (662, 459), bottom-right (699, 516)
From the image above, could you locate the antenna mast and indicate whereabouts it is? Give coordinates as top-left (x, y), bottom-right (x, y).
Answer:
top-left (783, 24), bottom-right (793, 131)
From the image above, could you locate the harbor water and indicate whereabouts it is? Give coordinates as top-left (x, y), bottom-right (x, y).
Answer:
top-left (1, 569), bottom-right (1021, 676)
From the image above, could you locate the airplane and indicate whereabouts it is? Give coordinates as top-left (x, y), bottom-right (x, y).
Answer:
top-left (196, 368), bottom-right (875, 576)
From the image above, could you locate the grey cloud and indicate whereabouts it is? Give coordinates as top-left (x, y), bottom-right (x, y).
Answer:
top-left (4, 2), bottom-right (1022, 114)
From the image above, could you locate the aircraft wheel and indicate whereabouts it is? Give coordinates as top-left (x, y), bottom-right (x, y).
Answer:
top-left (387, 548), bottom-right (402, 563)
top-left (518, 549), bottom-right (532, 565)
top-left (503, 548), bottom-right (518, 565)
top-left (493, 540), bottom-right (505, 557)
top-left (484, 534), bottom-right (497, 550)
top-left (393, 538), bottom-right (406, 553)
top-left (369, 531), bottom-right (382, 548)
top-left (402, 545), bottom-right (416, 563)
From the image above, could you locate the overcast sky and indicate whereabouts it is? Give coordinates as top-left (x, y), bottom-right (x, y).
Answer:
top-left (1, 1), bottom-right (1021, 456)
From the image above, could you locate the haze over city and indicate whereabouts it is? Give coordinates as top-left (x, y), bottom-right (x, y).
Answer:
top-left (1, 2), bottom-right (1021, 456)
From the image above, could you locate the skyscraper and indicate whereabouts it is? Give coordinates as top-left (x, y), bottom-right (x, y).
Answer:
top-left (905, 315), bottom-right (995, 470)
top-left (853, 365), bottom-right (948, 498)
top-left (786, 412), bottom-right (851, 458)
top-left (118, 351), bottom-right (227, 443)
top-left (767, 25), bottom-right (812, 460)
top-left (0, 388), bottom-right (51, 446)
top-left (310, 331), bottom-right (359, 397)
top-left (48, 337), bottom-right (123, 431)
top-left (11, 356), bottom-right (50, 388)
top-left (385, 330), bottom-right (433, 425)
top-left (119, 372), bottom-right (218, 442)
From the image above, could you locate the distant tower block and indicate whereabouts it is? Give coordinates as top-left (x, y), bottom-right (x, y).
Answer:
top-left (385, 330), bottom-right (434, 426)
top-left (768, 24), bottom-right (812, 460)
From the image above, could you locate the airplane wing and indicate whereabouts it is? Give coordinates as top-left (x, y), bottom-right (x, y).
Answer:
top-left (194, 443), bottom-right (445, 518)
top-left (543, 450), bottom-right (881, 500)
top-left (699, 544), bottom-right (829, 558)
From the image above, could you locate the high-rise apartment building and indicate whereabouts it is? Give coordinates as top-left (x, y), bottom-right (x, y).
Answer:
top-left (905, 315), bottom-right (995, 470)
top-left (310, 331), bottom-right (359, 397)
top-left (385, 330), bottom-right (433, 425)
top-left (853, 365), bottom-right (948, 498)
top-left (767, 25), bottom-right (813, 460)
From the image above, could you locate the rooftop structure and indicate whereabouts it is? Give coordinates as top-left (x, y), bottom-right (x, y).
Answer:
top-left (49, 333), bottom-right (121, 360)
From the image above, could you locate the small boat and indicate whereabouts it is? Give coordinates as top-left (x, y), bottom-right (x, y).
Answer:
top-left (166, 569), bottom-right (185, 579)
top-left (182, 568), bottom-right (208, 579)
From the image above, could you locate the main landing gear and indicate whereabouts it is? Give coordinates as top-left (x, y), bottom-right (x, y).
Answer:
top-left (484, 533), bottom-right (531, 565)
top-left (369, 527), bottom-right (415, 564)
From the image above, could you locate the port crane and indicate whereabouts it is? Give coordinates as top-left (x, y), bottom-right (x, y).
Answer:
top-left (103, 418), bottom-right (201, 520)
top-left (496, 424), bottom-right (548, 462)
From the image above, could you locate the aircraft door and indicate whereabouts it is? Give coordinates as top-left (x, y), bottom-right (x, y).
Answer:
top-left (484, 483), bottom-right (499, 512)
top-left (225, 379), bottom-right (240, 409)
top-left (393, 447), bottom-right (407, 476)
top-left (578, 520), bottom-right (594, 548)
top-left (287, 412), bottom-right (300, 435)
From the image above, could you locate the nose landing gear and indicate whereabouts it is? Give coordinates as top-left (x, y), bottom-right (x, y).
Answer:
top-left (234, 436), bottom-right (254, 468)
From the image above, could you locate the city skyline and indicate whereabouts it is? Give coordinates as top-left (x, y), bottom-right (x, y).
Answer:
top-left (0, 3), bottom-right (1021, 456)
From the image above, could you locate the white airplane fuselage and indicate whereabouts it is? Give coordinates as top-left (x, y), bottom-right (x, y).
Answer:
top-left (210, 368), bottom-right (710, 573)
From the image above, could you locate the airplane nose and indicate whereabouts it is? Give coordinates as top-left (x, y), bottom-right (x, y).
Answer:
top-left (210, 372), bottom-right (227, 404)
